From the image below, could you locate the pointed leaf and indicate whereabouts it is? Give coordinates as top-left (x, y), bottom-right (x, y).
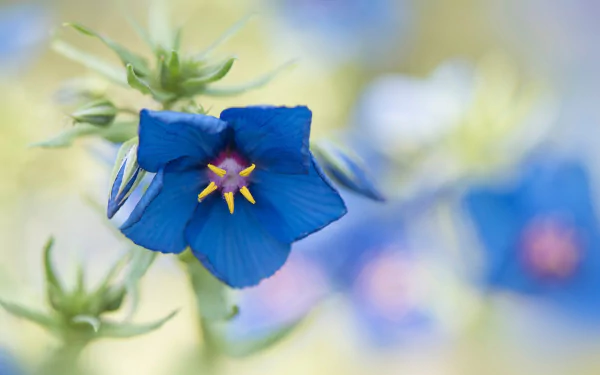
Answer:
top-left (126, 63), bottom-right (152, 95)
top-left (43, 237), bottom-right (63, 294)
top-left (0, 300), bottom-right (59, 333)
top-left (202, 60), bottom-right (296, 97)
top-left (122, 10), bottom-right (154, 50)
top-left (168, 51), bottom-right (181, 80)
top-left (127, 64), bottom-right (174, 102)
top-left (43, 237), bottom-right (67, 312)
top-left (173, 26), bottom-right (183, 52)
top-left (51, 40), bottom-right (127, 86)
top-left (123, 247), bottom-right (158, 320)
top-left (96, 310), bottom-right (178, 338)
top-left (31, 121), bottom-right (138, 148)
top-left (64, 23), bottom-right (150, 76)
top-left (72, 315), bottom-right (101, 332)
top-left (148, 0), bottom-right (173, 51)
top-left (159, 51), bottom-right (181, 91)
top-left (182, 57), bottom-right (236, 94)
top-left (196, 14), bottom-right (254, 59)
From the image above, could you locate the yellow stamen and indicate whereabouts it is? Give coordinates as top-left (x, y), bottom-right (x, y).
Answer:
top-left (239, 186), bottom-right (255, 204)
top-left (224, 192), bottom-right (234, 214)
top-left (207, 164), bottom-right (226, 177)
top-left (239, 164), bottom-right (256, 177)
top-left (198, 182), bottom-right (218, 201)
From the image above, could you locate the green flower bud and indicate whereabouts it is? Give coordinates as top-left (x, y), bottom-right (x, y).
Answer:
top-left (70, 99), bottom-right (117, 127)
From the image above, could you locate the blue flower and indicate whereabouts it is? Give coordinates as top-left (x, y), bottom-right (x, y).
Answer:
top-left (288, 196), bottom-right (449, 346)
top-left (119, 107), bottom-right (347, 288)
top-left (463, 159), bottom-right (600, 315)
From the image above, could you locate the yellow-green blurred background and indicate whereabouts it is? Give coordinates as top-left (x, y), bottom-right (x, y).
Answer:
top-left (3, 0), bottom-right (600, 374)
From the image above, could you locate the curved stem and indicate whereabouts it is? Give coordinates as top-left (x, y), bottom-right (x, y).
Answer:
top-left (117, 107), bottom-right (140, 115)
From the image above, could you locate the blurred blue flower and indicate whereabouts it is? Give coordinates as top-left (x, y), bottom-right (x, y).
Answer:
top-left (119, 107), bottom-right (347, 288)
top-left (269, 0), bottom-right (412, 66)
top-left (227, 251), bottom-right (329, 341)
top-left (308, 199), bottom-right (440, 345)
top-left (464, 159), bottom-right (600, 317)
top-left (0, 3), bottom-right (49, 76)
top-left (0, 349), bottom-right (21, 375)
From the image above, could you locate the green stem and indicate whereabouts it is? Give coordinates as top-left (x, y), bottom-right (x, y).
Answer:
top-left (39, 336), bottom-right (90, 375)
top-left (117, 107), bottom-right (140, 115)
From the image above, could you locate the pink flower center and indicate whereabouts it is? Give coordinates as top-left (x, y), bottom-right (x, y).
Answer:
top-left (208, 150), bottom-right (252, 193)
top-left (197, 150), bottom-right (257, 214)
top-left (355, 250), bottom-right (424, 322)
top-left (520, 217), bottom-right (582, 280)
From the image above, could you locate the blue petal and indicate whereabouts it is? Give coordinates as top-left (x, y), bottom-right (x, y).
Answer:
top-left (121, 164), bottom-right (206, 254)
top-left (185, 195), bottom-right (291, 288)
top-left (137, 109), bottom-right (229, 173)
top-left (521, 161), bottom-right (596, 222)
top-left (220, 106), bottom-right (311, 174)
top-left (462, 188), bottom-right (525, 288)
top-left (249, 155), bottom-right (348, 243)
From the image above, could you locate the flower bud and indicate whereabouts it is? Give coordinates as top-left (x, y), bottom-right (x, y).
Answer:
top-left (70, 98), bottom-right (117, 127)
top-left (313, 141), bottom-right (385, 202)
top-left (107, 138), bottom-right (146, 219)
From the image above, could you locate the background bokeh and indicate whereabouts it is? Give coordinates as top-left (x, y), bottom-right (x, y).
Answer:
top-left (3, 0), bottom-right (600, 374)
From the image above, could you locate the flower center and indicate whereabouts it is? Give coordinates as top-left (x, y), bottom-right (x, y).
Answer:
top-left (197, 150), bottom-right (256, 214)
top-left (355, 250), bottom-right (423, 322)
top-left (520, 216), bottom-right (582, 281)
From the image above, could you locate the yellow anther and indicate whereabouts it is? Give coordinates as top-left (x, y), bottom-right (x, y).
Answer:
top-left (224, 192), bottom-right (234, 214)
top-left (239, 164), bottom-right (256, 177)
top-left (239, 186), bottom-right (255, 204)
top-left (207, 164), bottom-right (226, 177)
top-left (198, 182), bottom-right (218, 201)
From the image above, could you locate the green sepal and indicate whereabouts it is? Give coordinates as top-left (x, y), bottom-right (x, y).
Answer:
top-left (72, 315), bottom-right (101, 333)
top-left (148, 0), bottom-right (173, 51)
top-left (31, 121), bottom-right (138, 148)
top-left (159, 51), bottom-right (181, 91)
top-left (203, 60), bottom-right (296, 97)
top-left (182, 56), bottom-right (236, 94)
top-left (43, 237), bottom-right (66, 312)
top-left (95, 310), bottom-right (178, 338)
top-left (127, 64), bottom-right (175, 102)
top-left (196, 14), bottom-right (254, 59)
top-left (51, 40), bottom-right (127, 86)
top-left (122, 247), bottom-right (158, 320)
top-left (63, 22), bottom-right (151, 76)
top-left (0, 299), bottom-right (60, 335)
